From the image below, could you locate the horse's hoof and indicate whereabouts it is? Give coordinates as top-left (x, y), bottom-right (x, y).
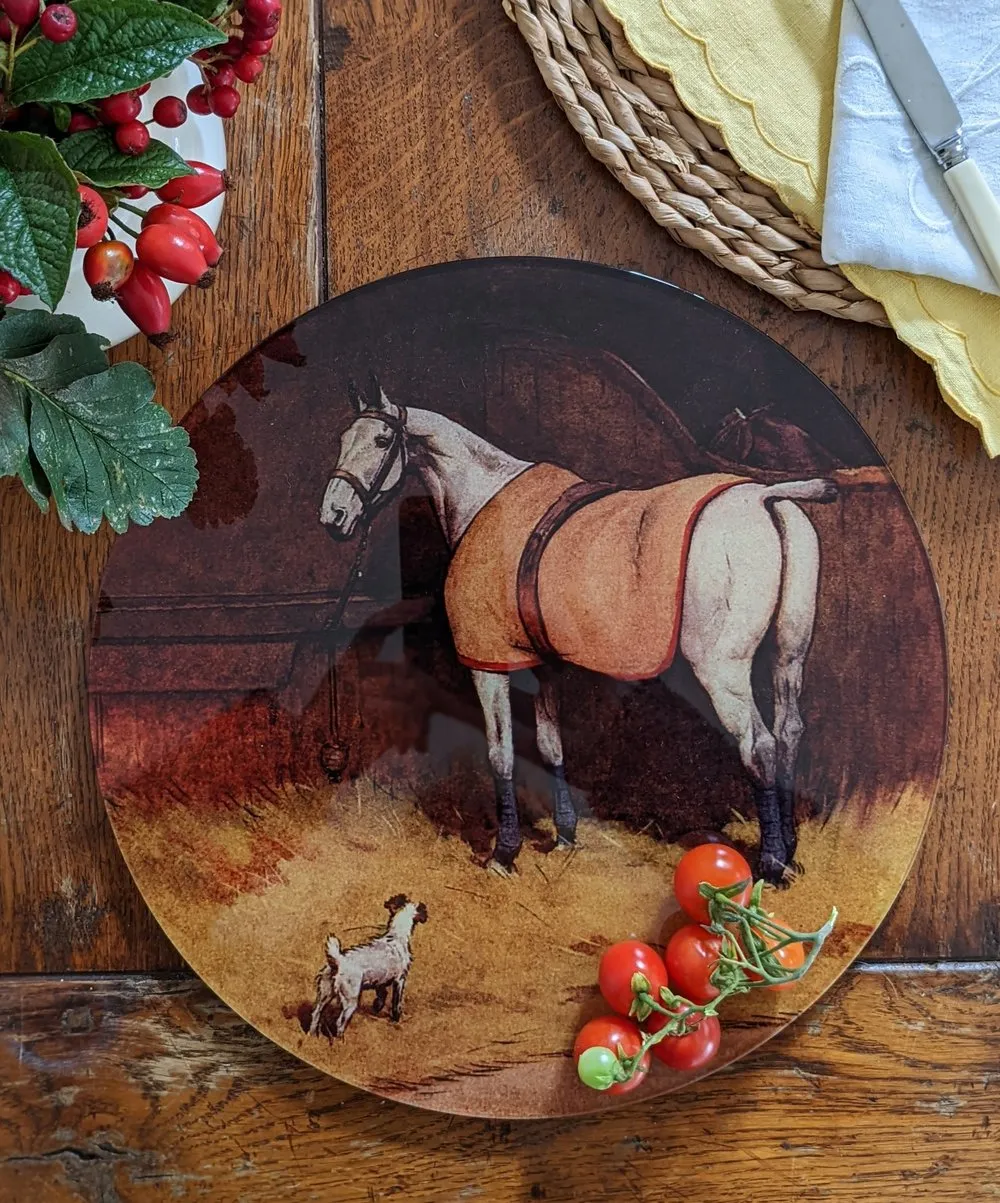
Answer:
top-left (758, 851), bottom-right (789, 887)
top-left (486, 857), bottom-right (516, 878)
top-left (555, 826), bottom-right (577, 848)
top-left (487, 843), bottom-right (522, 876)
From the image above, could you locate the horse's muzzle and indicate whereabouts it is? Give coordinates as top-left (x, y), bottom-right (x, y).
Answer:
top-left (321, 517), bottom-right (356, 542)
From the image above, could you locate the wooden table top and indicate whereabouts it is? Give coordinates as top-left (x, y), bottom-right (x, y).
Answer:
top-left (1, 1), bottom-right (998, 1198)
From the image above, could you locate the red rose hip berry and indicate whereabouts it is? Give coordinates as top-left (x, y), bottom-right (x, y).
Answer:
top-left (76, 184), bottom-right (109, 248)
top-left (39, 3), bottom-right (76, 40)
top-left (83, 240), bottom-right (134, 300)
top-left (136, 224), bottom-right (213, 287)
top-left (156, 160), bottom-right (228, 208)
top-left (152, 96), bottom-right (187, 128)
top-left (242, 36), bottom-right (273, 55)
top-left (100, 92), bottom-right (142, 124)
top-left (115, 262), bottom-right (174, 347)
top-left (209, 85), bottom-right (240, 119)
top-left (142, 202), bottom-right (223, 266)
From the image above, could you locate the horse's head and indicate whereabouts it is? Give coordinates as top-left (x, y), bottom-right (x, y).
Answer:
top-left (320, 373), bottom-right (407, 540)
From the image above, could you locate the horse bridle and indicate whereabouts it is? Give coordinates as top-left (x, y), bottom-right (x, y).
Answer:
top-left (326, 404), bottom-right (409, 523)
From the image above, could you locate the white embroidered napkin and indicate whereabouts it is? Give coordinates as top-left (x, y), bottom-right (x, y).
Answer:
top-left (822, 0), bottom-right (1000, 296)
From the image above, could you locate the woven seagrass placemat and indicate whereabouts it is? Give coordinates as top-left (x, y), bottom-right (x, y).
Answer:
top-left (506, 0), bottom-right (888, 325)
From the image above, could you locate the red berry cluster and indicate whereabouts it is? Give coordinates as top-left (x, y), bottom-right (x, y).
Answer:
top-left (0, 0), bottom-right (76, 42)
top-left (79, 162), bottom-right (227, 346)
top-left (184, 0), bottom-right (281, 122)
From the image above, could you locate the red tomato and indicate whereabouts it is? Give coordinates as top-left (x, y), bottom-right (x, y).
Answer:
top-left (646, 1010), bottom-right (721, 1072)
top-left (598, 940), bottom-right (668, 1017)
top-left (673, 843), bottom-right (752, 924)
top-left (745, 917), bottom-right (806, 991)
top-left (665, 924), bottom-right (723, 1004)
top-left (573, 1015), bottom-right (650, 1095)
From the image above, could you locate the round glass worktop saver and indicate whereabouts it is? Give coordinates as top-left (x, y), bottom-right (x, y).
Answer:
top-left (88, 259), bottom-right (946, 1118)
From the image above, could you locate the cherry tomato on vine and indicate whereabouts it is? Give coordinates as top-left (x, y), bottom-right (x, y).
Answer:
top-left (745, 916), bottom-right (806, 991)
top-left (573, 1015), bottom-right (650, 1095)
top-left (598, 940), bottom-right (668, 1017)
top-left (665, 924), bottom-right (723, 1004)
top-left (645, 1010), bottom-right (721, 1072)
top-left (673, 843), bottom-right (752, 925)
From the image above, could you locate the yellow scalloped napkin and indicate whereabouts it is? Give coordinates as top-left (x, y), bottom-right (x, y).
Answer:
top-left (602, 0), bottom-right (1000, 454)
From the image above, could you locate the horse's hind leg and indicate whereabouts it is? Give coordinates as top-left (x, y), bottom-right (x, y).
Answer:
top-left (471, 668), bottom-right (522, 872)
top-left (769, 501), bottom-right (820, 870)
top-left (687, 655), bottom-right (786, 883)
top-left (534, 667), bottom-right (576, 846)
top-left (680, 490), bottom-right (787, 883)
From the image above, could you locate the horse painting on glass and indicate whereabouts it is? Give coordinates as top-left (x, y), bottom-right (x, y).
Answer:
top-left (321, 374), bottom-right (837, 885)
top-left (88, 260), bottom-right (946, 1119)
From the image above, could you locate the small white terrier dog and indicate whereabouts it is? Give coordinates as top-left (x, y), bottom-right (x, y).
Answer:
top-left (308, 894), bottom-right (428, 1039)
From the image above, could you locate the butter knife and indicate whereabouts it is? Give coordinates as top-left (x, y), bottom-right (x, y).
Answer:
top-left (854, 0), bottom-right (1000, 289)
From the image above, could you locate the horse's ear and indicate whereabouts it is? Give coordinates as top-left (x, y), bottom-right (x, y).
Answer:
top-left (347, 378), bottom-right (364, 414)
top-left (366, 370), bottom-right (389, 412)
top-left (384, 893), bottom-right (407, 915)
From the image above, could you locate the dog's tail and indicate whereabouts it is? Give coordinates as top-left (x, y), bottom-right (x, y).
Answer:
top-left (325, 935), bottom-right (342, 966)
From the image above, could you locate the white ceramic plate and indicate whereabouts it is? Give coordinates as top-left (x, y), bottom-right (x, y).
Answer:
top-left (13, 60), bottom-right (227, 347)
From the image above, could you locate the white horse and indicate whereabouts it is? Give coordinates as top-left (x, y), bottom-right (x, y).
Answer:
top-left (320, 376), bottom-right (835, 883)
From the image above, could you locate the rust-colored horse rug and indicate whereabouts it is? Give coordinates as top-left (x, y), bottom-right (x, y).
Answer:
top-left (444, 464), bottom-right (747, 680)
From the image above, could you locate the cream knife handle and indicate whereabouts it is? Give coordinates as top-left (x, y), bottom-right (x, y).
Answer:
top-left (944, 157), bottom-right (1000, 290)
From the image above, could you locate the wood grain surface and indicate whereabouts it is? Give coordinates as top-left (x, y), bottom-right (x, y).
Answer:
top-left (1, 967), bottom-right (997, 1201)
top-left (0, 0), bottom-right (998, 1189)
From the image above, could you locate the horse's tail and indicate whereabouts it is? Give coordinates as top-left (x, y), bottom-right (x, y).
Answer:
top-left (760, 483), bottom-right (829, 673)
top-left (325, 935), bottom-right (342, 968)
top-left (760, 478), bottom-right (838, 505)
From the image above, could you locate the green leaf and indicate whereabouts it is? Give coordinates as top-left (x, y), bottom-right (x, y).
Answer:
top-left (0, 373), bottom-right (29, 477)
top-left (60, 127), bottom-right (195, 188)
top-left (51, 102), bottom-right (73, 133)
top-left (169, 0), bottom-right (228, 17)
top-left (10, 0), bottom-right (226, 106)
top-left (27, 362), bottom-right (198, 533)
top-left (0, 132), bottom-right (79, 308)
top-left (18, 448), bottom-right (51, 511)
top-left (0, 309), bottom-right (89, 359)
top-left (7, 330), bottom-right (110, 391)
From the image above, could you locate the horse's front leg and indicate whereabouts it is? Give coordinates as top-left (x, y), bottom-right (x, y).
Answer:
top-left (470, 669), bottom-right (522, 872)
top-left (534, 667), bottom-right (576, 846)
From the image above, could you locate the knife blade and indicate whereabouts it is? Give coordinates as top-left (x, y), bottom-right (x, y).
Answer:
top-left (854, 0), bottom-right (1000, 289)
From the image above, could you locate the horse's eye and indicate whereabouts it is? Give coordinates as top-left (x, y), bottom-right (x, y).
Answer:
top-left (373, 434), bottom-right (393, 448)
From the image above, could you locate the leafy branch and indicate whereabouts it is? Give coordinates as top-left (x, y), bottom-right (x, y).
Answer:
top-left (0, 309), bottom-right (197, 531)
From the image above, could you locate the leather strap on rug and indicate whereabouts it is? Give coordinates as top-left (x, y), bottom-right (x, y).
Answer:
top-left (516, 480), bottom-right (618, 660)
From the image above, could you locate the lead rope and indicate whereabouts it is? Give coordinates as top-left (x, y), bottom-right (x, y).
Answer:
top-left (317, 521), bottom-right (372, 782)
top-left (323, 520), bottom-right (372, 636)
